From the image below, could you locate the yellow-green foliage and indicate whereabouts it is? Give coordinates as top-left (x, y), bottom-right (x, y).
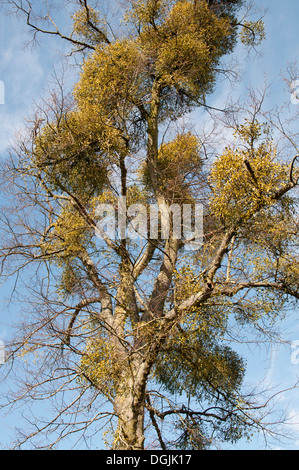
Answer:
top-left (59, 264), bottom-right (82, 297)
top-left (172, 265), bottom-right (228, 339)
top-left (173, 265), bottom-right (200, 300)
top-left (126, 184), bottom-right (150, 207)
top-left (75, 1), bottom-right (249, 127)
top-left (79, 335), bottom-right (120, 398)
top-left (153, 262), bottom-right (284, 399)
top-left (130, 0), bottom-right (236, 98)
top-left (43, 203), bottom-right (91, 263)
top-left (72, 6), bottom-right (109, 46)
top-left (34, 112), bottom-right (108, 200)
top-left (153, 304), bottom-right (244, 398)
top-left (209, 121), bottom-right (289, 222)
top-left (74, 39), bottom-right (148, 137)
top-left (240, 19), bottom-right (265, 47)
top-left (125, 0), bottom-right (170, 25)
top-left (173, 257), bottom-right (286, 329)
top-left (141, 132), bottom-right (202, 201)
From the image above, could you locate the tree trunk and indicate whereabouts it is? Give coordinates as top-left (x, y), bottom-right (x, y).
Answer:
top-left (112, 358), bottom-right (147, 450)
top-left (113, 393), bottom-right (145, 450)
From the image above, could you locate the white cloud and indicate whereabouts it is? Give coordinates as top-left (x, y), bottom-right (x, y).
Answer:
top-left (0, 12), bottom-right (69, 156)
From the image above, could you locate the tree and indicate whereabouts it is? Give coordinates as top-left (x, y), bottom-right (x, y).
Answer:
top-left (0, 0), bottom-right (298, 450)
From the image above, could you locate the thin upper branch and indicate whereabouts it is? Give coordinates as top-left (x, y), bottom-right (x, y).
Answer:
top-left (9, 0), bottom-right (97, 51)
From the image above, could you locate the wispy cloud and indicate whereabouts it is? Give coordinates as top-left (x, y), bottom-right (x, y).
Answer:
top-left (0, 13), bottom-right (66, 156)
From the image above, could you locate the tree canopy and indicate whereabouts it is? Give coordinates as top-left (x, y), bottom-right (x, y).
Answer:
top-left (0, 0), bottom-right (298, 450)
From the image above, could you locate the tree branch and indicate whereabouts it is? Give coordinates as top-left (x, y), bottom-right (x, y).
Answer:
top-left (10, 0), bottom-right (96, 51)
top-left (63, 296), bottom-right (104, 347)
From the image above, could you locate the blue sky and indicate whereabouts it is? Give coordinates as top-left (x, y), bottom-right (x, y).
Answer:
top-left (0, 0), bottom-right (299, 450)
